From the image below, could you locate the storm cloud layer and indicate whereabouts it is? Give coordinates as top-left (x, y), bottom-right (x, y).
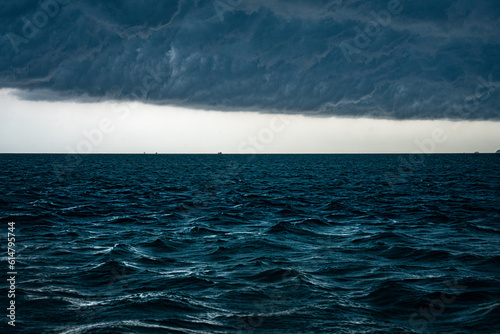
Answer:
top-left (1, 0), bottom-right (500, 120)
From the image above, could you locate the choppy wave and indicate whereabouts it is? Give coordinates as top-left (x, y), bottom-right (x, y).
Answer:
top-left (1, 154), bottom-right (499, 333)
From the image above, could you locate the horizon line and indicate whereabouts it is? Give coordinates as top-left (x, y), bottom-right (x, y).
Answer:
top-left (0, 152), bottom-right (498, 155)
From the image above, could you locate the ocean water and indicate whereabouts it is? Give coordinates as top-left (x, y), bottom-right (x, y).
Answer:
top-left (1, 154), bottom-right (499, 334)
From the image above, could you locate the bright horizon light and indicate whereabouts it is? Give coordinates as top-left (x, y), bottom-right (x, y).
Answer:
top-left (1, 89), bottom-right (499, 154)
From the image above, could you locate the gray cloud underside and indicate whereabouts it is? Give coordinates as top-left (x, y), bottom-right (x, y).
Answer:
top-left (1, 0), bottom-right (500, 120)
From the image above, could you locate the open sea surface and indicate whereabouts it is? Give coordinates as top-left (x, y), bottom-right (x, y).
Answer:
top-left (1, 154), bottom-right (499, 333)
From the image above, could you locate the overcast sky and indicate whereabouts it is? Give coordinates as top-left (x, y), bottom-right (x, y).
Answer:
top-left (1, 0), bottom-right (499, 153)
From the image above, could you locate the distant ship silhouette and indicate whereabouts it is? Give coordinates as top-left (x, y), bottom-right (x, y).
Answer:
top-left (496, 149), bottom-right (500, 154)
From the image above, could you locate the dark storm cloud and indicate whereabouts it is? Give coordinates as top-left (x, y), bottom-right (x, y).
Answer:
top-left (1, 0), bottom-right (500, 120)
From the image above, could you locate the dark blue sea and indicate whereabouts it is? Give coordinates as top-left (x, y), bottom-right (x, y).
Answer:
top-left (1, 154), bottom-right (499, 334)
